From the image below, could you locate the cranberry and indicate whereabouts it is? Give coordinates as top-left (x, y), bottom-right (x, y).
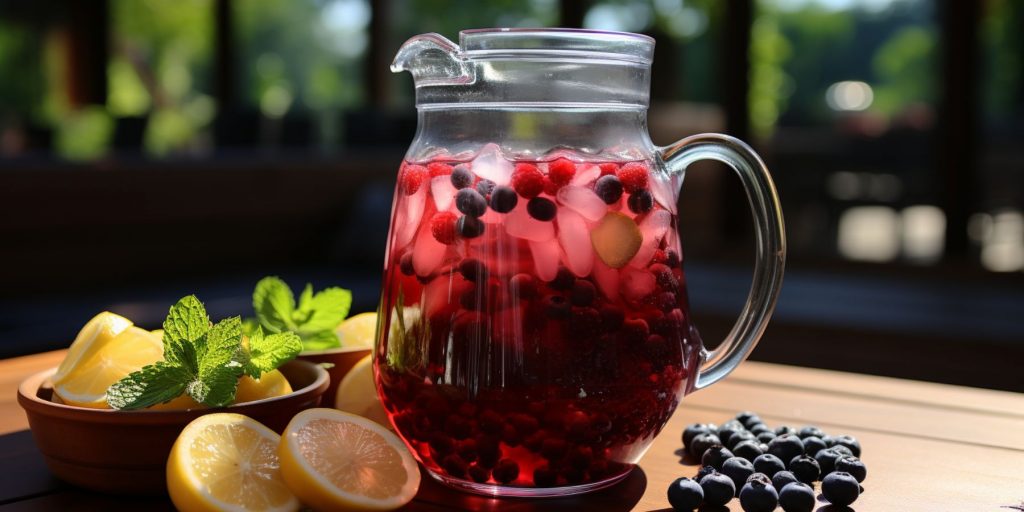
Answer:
top-left (441, 453), bottom-right (468, 477)
top-left (550, 268), bottom-right (576, 290)
top-left (510, 273), bottom-right (538, 300)
top-left (478, 410), bottom-right (503, 435)
top-left (570, 280), bottom-right (596, 306)
top-left (599, 305), bottom-right (625, 331)
top-left (444, 415), bottom-right (472, 440)
top-left (429, 432), bottom-right (455, 456)
top-left (468, 464), bottom-right (490, 483)
top-left (491, 459), bottom-right (520, 484)
top-left (541, 438), bottom-right (568, 460)
top-left (534, 465), bottom-right (558, 487)
top-left (543, 294), bottom-right (570, 320)
top-left (458, 258), bottom-right (488, 282)
top-left (509, 413), bottom-right (540, 436)
top-left (567, 446), bottom-right (594, 471)
top-left (456, 438), bottom-right (478, 462)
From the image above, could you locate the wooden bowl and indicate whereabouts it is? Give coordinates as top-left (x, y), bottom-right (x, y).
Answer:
top-left (17, 359), bottom-right (328, 495)
top-left (297, 346), bottom-right (372, 406)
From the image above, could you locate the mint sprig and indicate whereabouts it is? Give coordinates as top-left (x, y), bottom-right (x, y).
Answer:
top-left (252, 277), bottom-right (352, 351)
top-left (107, 295), bottom-right (301, 410)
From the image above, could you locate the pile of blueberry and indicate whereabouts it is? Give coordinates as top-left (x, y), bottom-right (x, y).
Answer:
top-left (667, 411), bottom-right (867, 512)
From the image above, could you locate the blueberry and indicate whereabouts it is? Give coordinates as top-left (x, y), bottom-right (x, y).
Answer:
top-left (778, 481), bottom-right (816, 512)
top-left (739, 474), bottom-right (778, 512)
top-left (627, 189), bottom-right (654, 213)
top-left (716, 420), bottom-right (746, 446)
top-left (550, 267), bottom-right (575, 290)
top-left (594, 175), bottom-right (624, 204)
top-left (801, 435), bottom-right (827, 456)
top-left (667, 477), bottom-right (703, 511)
top-left (457, 215), bottom-right (485, 238)
top-left (476, 179), bottom-right (496, 197)
top-left (458, 258), bottom-right (488, 282)
top-left (745, 472), bottom-right (772, 485)
top-left (509, 273), bottom-right (537, 300)
top-left (767, 434), bottom-right (804, 464)
top-left (570, 280), bottom-right (596, 307)
top-left (451, 165), bottom-right (473, 189)
top-left (774, 425), bottom-right (797, 436)
top-left (732, 440), bottom-right (764, 462)
top-left (771, 470), bottom-right (799, 490)
top-left (815, 447), bottom-right (843, 476)
top-left (735, 411), bottom-right (759, 425)
top-left (543, 294), bottom-right (571, 319)
top-left (684, 423), bottom-right (716, 448)
top-left (756, 431), bottom-right (777, 444)
top-left (688, 433), bottom-right (722, 459)
top-left (835, 456), bottom-right (867, 482)
top-left (399, 252), bottom-right (415, 276)
top-left (701, 444), bottom-right (734, 471)
top-left (695, 464), bottom-right (717, 483)
top-left (831, 444), bottom-right (854, 458)
top-left (665, 249), bottom-right (681, 268)
top-left (752, 453), bottom-right (786, 478)
top-left (456, 188), bottom-right (487, 217)
top-left (527, 197), bottom-right (556, 221)
top-left (721, 457), bottom-right (754, 496)
top-left (797, 426), bottom-right (825, 440)
top-left (727, 430), bottom-right (756, 450)
top-left (699, 472), bottom-right (735, 507)
top-left (821, 471), bottom-right (860, 506)
top-left (788, 454), bottom-right (821, 484)
top-left (832, 435), bottom-right (861, 457)
top-left (489, 185), bottom-right (518, 213)
top-left (749, 423), bottom-right (772, 436)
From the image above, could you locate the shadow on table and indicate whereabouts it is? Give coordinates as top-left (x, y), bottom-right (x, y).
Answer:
top-left (412, 466), bottom-right (648, 511)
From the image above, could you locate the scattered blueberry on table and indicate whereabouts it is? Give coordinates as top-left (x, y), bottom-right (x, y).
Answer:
top-left (668, 411), bottom-right (866, 511)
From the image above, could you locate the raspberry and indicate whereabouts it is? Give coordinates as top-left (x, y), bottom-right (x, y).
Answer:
top-left (598, 162), bottom-right (619, 176)
top-left (511, 163), bottom-right (545, 198)
top-left (543, 177), bottom-right (560, 196)
top-left (428, 162), bottom-right (453, 177)
top-left (617, 162), bottom-right (649, 193)
top-left (652, 249), bottom-right (668, 264)
top-left (548, 158), bottom-right (576, 186)
top-left (430, 211), bottom-right (458, 244)
top-left (400, 164), bottom-right (428, 195)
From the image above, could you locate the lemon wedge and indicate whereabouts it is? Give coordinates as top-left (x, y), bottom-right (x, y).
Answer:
top-left (279, 408), bottom-right (420, 511)
top-left (53, 326), bottom-right (162, 408)
top-left (53, 311), bottom-right (133, 385)
top-left (235, 369), bottom-right (293, 404)
top-left (334, 354), bottom-right (390, 427)
top-left (167, 413), bottom-right (299, 512)
top-left (336, 312), bottom-right (378, 349)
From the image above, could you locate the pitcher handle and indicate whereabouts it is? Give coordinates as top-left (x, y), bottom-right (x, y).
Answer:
top-left (659, 133), bottom-right (786, 390)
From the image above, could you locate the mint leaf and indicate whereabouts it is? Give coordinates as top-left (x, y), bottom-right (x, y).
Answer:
top-left (187, 361), bottom-right (242, 407)
top-left (163, 295), bottom-right (210, 362)
top-left (244, 326), bottom-right (302, 378)
top-left (164, 338), bottom-right (198, 376)
top-left (294, 284), bottom-right (315, 324)
top-left (253, 277), bottom-right (297, 333)
top-left (296, 287), bottom-right (352, 334)
top-left (299, 329), bottom-right (341, 351)
top-left (107, 362), bottom-right (191, 410)
top-left (201, 316), bottom-right (243, 372)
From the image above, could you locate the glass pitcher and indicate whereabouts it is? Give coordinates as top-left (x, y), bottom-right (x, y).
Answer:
top-left (374, 28), bottom-right (785, 498)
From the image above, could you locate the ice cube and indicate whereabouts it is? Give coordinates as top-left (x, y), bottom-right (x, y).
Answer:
top-left (571, 164), bottom-right (601, 187)
top-left (557, 208), bottom-right (593, 277)
top-left (649, 173), bottom-right (678, 214)
top-left (556, 185), bottom-right (607, 222)
top-left (620, 267), bottom-right (656, 302)
top-left (506, 200), bottom-right (555, 241)
top-left (394, 184), bottom-right (428, 250)
top-left (431, 175), bottom-right (456, 211)
top-left (529, 239), bottom-right (561, 282)
top-left (470, 143), bottom-right (513, 185)
top-left (629, 210), bottom-right (673, 268)
top-left (413, 220), bottom-right (448, 276)
top-left (592, 258), bottom-right (620, 301)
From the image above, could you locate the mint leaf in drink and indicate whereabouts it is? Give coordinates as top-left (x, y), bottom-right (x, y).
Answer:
top-left (244, 326), bottom-right (302, 378)
top-left (107, 362), bottom-right (191, 410)
top-left (253, 276), bottom-right (297, 333)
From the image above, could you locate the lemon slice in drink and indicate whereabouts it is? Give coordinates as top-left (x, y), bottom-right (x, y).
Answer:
top-left (279, 408), bottom-right (420, 511)
top-left (334, 354), bottom-right (390, 427)
top-left (53, 311), bottom-right (133, 385)
top-left (336, 312), bottom-right (378, 349)
top-left (167, 413), bottom-right (299, 512)
top-left (53, 326), bottom-right (162, 408)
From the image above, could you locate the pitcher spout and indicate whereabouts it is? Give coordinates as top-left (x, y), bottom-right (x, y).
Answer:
top-left (391, 33), bottom-right (474, 87)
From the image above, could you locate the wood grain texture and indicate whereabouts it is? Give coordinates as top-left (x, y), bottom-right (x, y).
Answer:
top-left (1, 349), bottom-right (1022, 511)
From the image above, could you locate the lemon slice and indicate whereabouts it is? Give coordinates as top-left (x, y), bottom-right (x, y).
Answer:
top-left (336, 312), bottom-right (378, 349)
top-left (334, 354), bottom-right (390, 427)
top-left (235, 369), bottom-right (293, 404)
top-left (53, 326), bottom-right (163, 408)
top-left (590, 211), bottom-right (643, 268)
top-left (53, 311), bottom-right (133, 385)
top-left (167, 413), bottom-right (299, 512)
top-left (279, 408), bottom-right (420, 511)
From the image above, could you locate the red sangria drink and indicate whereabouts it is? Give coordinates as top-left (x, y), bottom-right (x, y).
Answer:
top-left (375, 145), bottom-right (703, 496)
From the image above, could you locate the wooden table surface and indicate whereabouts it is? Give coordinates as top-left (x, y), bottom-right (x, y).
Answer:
top-left (1, 350), bottom-right (1022, 511)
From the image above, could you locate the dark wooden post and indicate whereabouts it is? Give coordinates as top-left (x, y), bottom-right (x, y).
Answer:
top-left (65, 0), bottom-right (109, 107)
top-left (214, 0), bottom-right (236, 110)
top-left (720, 0), bottom-right (753, 239)
top-left (366, 0), bottom-right (390, 108)
top-left (559, 0), bottom-right (587, 29)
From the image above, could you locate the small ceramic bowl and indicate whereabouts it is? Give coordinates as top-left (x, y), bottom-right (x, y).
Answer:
top-left (17, 359), bottom-right (328, 495)
top-left (297, 346), bottom-right (372, 406)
